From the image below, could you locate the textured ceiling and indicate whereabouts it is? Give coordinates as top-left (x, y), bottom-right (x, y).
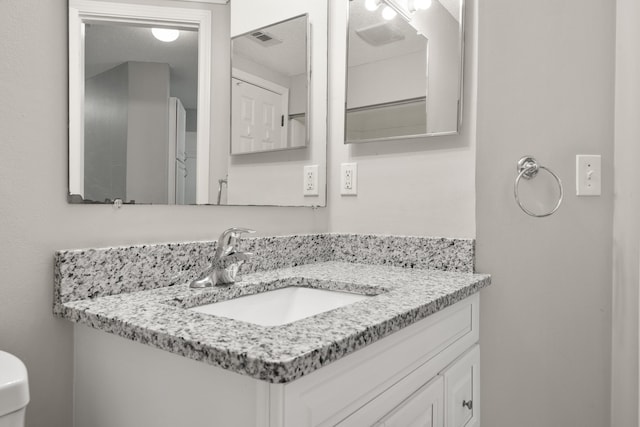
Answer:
top-left (84, 22), bottom-right (198, 109)
top-left (232, 15), bottom-right (308, 77)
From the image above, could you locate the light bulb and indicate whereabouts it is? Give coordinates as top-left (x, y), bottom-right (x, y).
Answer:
top-left (151, 28), bottom-right (180, 43)
top-left (381, 6), bottom-right (397, 20)
top-left (412, 0), bottom-right (433, 10)
top-left (365, 0), bottom-right (381, 11)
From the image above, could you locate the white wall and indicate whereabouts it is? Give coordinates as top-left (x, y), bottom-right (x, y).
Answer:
top-left (612, 0), bottom-right (640, 424)
top-left (328, 0), bottom-right (476, 238)
top-left (416, 0), bottom-right (460, 133)
top-left (475, 1), bottom-right (614, 427)
top-left (0, 2), bottom-right (327, 427)
top-left (84, 62), bottom-right (129, 202)
top-left (126, 61), bottom-right (171, 204)
top-left (347, 51), bottom-right (427, 109)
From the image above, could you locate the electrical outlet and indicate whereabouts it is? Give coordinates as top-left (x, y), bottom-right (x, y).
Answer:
top-left (341, 163), bottom-right (357, 196)
top-left (576, 155), bottom-right (601, 196)
top-left (303, 165), bottom-right (319, 196)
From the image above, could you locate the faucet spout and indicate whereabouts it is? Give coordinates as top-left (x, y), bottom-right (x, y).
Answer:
top-left (190, 228), bottom-right (256, 288)
top-left (214, 227), bottom-right (256, 259)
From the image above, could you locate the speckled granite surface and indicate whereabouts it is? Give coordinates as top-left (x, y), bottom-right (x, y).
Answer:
top-left (59, 261), bottom-right (490, 383)
top-left (54, 233), bottom-right (474, 313)
top-left (329, 234), bottom-right (474, 272)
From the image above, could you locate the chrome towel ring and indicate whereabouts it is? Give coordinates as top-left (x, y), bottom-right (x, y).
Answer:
top-left (514, 156), bottom-right (563, 218)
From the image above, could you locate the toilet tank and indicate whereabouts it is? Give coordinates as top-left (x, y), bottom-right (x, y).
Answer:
top-left (0, 351), bottom-right (29, 427)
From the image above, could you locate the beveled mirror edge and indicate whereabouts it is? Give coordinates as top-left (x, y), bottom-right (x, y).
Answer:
top-left (342, 0), bottom-right (466, 145)
top-left (229, 13), bottom-right (311, 155)
top-left (67, 0), bottom-right (213, 205)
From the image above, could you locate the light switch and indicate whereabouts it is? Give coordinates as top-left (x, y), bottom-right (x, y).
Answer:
top-left (576, 155), bottom-right (601, 196)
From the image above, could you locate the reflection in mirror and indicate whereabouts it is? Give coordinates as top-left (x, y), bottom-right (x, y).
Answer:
top-left (231, 15), bottom-right (309, 155)
top-left (345, 0), bottom-right (464, 143)
top-left (68, 1), bottom-right (212, 205)
top-left (84, 23), bottom-right (198, 204)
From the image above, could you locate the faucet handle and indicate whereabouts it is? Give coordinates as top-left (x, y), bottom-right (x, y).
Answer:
top-left (215, 227), bottom-right (256, 258)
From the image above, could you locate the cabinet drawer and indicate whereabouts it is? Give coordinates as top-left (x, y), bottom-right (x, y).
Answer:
top-left (374, 375), bottom-right (444, 427)
top-left (441, 345), bottom-right (480, 427)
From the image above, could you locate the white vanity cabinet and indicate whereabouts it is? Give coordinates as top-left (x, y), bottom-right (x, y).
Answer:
top-left (373, 376), bottom-right (444, 427)
top-left (73, 293), bottom-right (480, 427)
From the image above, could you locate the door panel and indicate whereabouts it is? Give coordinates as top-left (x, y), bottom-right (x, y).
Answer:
top-left (442, 345), bottom-right (480, 427)
top-left (232, 78), bottom-right (284, 154)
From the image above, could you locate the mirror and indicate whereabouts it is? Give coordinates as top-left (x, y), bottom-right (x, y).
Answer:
top-left (345, 0), bottom-right (464, 143)
top-left (69, 0), bottom-right (212, 205)
top-left (83, 23), bottom-right (199, 205)
top-left (231, 15), bottom-right (309, 155)
top-left (68, 0), bottom-right (327, 207)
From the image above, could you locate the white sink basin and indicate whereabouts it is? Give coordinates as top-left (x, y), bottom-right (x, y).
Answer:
top-left (189, 286), bottom-right (372, 326)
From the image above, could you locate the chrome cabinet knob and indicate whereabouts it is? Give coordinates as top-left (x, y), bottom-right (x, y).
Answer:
top-left (462, 400), bottom-right (473, 410)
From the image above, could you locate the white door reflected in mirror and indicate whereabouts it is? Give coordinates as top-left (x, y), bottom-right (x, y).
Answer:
top-left (231, 14), bottom-right (310, 154)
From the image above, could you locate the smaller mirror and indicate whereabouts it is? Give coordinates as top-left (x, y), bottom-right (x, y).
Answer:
top-left (231, 15), bottom-right (310, 155)
top-left (345, 0), bottom-right (464, 143)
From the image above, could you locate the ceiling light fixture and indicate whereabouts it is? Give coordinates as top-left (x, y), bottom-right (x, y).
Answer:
top-left (151, 28), bottom-right (180, 43)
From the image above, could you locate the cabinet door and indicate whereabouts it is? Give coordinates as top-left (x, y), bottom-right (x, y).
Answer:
top-left (441, 345), bottom-right (480, 427)
top-left (375, 376), bottom-right (444, 427)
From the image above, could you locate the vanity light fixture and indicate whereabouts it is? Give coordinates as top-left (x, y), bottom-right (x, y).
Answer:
top-left (410, 0), bottom-right (433, 11)
top-left (366, 0), bottom-right (431, 23)
top-left (151, 28), bottom-right (180, 42)
top-left (365, 0), bottom-right (382, 11)
top-left (381, 6), bottom-right (398, 20)
top-left (372, 0), bottom-right (413, 23)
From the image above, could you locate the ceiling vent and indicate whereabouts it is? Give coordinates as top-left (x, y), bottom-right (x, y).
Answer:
top-left (246, 30), bottom-right (283, 47)
top-left (355, 23), bottom-right (405, 46)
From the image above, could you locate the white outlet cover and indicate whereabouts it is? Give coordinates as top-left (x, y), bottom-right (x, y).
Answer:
top-left (303, 165), bottom-right (319, 196)
top-left (341, 163), bottom-right (357, 196)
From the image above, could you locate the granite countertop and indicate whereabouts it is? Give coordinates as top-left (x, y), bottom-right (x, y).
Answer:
top-left (58, 261), bottom-right (490, 383)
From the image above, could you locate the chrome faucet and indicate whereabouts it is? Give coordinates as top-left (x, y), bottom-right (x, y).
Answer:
top-left (189, 227), bottom-right (256, 288)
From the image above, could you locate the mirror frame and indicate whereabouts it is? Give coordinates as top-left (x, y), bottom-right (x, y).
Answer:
top-left (230, 13), bottom-right (312, 154)
top-left (68, 0), bottom-right (213, 204)
top-left (343, 0), bottom-right (466, 144)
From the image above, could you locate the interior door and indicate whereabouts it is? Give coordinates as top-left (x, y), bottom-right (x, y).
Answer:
top-left (231, 77), bottom-right (285, 154)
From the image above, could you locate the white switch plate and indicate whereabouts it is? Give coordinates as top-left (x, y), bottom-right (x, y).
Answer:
top-left (340, 162), bottom-right (357, 196)
top-left (576, 155), bottom-right (601, 196)
top-left (303, 165), bottom-right (319, 196)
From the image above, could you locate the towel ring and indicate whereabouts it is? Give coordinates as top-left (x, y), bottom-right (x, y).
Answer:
top-left (514, 156), bottom-right (563, 218)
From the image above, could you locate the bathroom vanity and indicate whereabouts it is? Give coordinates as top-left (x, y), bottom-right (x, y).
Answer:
top-left (55, 234), bottom-right (489, 427)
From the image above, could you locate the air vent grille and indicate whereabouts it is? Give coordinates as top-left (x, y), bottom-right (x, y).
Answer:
top-left (246, 30), bottom-right (283, 47)
top-left (355, 23), bottom-right (405, 46)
